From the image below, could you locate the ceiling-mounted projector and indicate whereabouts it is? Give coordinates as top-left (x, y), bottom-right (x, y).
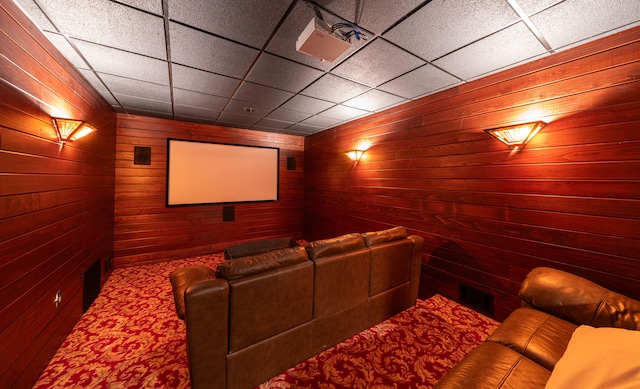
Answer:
top-left (296, 17), bottom-right (351, 63)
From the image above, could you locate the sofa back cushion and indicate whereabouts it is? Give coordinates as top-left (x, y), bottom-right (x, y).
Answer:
top-left (216, 246), bottom-right (308, 280)
top-left (362, 226), bottom-right (414, 297)
top-left (228, 260), bottom-right (314, 352)
top-left (223, 237), bottom-right (299, 260)
top-left (362, 226), bottom-right (407, 247)
top-left (305, 233), bottom-right (364, 259)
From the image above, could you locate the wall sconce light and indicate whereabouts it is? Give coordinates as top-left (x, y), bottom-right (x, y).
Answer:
top-left (484, 121), bottom-right (546, 150)
top-left (52, 118), bottom-right (96, 144)
top-left (346, 149), bottom-right (366, 162)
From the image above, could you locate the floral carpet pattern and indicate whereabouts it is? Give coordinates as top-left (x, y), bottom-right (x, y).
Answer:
top-left (34, 252), bottom-right (499, 389)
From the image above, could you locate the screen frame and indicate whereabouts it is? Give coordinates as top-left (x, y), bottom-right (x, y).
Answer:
top-left (165, 138), bottom-right (280, 207)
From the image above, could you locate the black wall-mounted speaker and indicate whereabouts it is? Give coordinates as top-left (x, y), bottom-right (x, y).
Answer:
top-left (287, 156), bottom-right (296, 170)
top-left (222, 205), bottom-right (235, 221)
top-left (134, 146), bottom-right (151, 165)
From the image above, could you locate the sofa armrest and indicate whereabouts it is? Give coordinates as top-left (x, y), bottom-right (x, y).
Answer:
top-left (169, 265), bottom-right (217, 320)
top-left (519, 267), bottom-right (640, 330)
top-left (184, 279), bottom-right (229, 389)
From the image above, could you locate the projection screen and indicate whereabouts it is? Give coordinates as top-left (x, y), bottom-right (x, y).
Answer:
top-left (166, 138), bottom-right (279, 206)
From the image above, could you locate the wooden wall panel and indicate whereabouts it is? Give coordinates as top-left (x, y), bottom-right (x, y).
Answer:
top-left (114, 114), bottom-right (304, 266)
top-left (304, 26), bottom-right (640, 321)
top-left (0, 1), bottom-right (117, 387)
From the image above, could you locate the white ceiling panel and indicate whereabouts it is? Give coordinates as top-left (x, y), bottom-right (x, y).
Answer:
top-left (318, 104), bottom-right (369, 121)
top-left (301, 74), bottom-right (370, 103)
top-left (343, 89), bottom-right (406, 112)
top-left (169, 0), bottom-right (292, 48)
top-left (15, 0), bottom-right (640, 136)
top-left (169, 22), bottom-right (258, 79)
top-left (383, 0), bottom-right (519, 61)
top-left (331, 38), bottom-right (425, 87)
top-left (36, 0), bottom-right (166, 59)
top-left (434, 22), bottom-right (548, 80)
top-left (531, 0), bottom-right (640, 49)
top-left (246, 53), bottom-right (324, 93)
top-left (73, 40), bottom-right (170, 85)
top-left (378, 64), bottom-right (461, 99)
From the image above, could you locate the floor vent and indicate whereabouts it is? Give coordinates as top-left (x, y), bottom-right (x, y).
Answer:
top-left (459, 283), bottom-right (494, 316)
top-left (83, 259), bottom-right (101, 312)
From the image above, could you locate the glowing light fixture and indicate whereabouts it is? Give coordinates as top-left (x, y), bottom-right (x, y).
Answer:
top-left (346, 149), bottom-right (366, 162)
top-left (484, 121), bottom-right (546, 150)
top-left (52, 118), bottom-right (96, 144)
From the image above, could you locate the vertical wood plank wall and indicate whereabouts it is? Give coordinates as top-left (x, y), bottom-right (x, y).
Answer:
top-left (114, 114), bottom-right (304, 266)
top-left (304, 27), bottom-right (640, 320)
top-left (0, 1), bottom-right (117, 387)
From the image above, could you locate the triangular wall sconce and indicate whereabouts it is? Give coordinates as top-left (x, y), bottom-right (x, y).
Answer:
top-left (52, 118), bottom-right (96, 144)
top-left (484, 121), bottom-right (546, 150)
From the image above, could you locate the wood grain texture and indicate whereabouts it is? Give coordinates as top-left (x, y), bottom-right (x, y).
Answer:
top-left (0, 1), bottom-right (117, 387)
top-left (304, 26), bottom-right (640, 321)
top-left (113, 114), bottom-right (305, 266)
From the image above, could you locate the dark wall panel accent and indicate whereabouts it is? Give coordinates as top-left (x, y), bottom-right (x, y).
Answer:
top-left (0, 1), bottom-right (117, 387)
top-left (114, 114), bottom-right (304, 266)
top-left (304, 27), bottom-right (640, 321)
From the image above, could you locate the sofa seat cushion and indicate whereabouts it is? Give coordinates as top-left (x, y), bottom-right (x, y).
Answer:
top-left (486, 308), bottom-right (577, 371)
top-left (216, 246), bottom-right (308, 280)
top-left (544, 325), bottom-right (640, 389)
top-left (434, 341), bottom-right (551, 389)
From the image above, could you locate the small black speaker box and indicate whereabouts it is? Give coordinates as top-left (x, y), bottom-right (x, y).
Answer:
top-left (134, 146), bottom-right (151, 165)
top-left (287, 156), bottom-right (296, 170)
top-left (222, 205), bottom-right (235, 221)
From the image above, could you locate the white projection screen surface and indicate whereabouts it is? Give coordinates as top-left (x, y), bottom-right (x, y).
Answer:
top-left (166, 139), bottom-right (279, 206)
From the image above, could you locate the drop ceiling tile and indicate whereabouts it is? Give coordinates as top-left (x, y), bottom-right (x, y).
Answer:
top-left (117, 0), bottom-right (163, 15)
top-left (331, 39), bottom-right (424, 87)
top-left (530, 0), bottom-right (640, 50)
top-left (14, 0), bottom-right (55, 31)
top-left (170, 22), bottom-right (258, 79)
top-left (100, 74), bottom-right (170, 102)
top-left (301, 74), bottom-right (370, 103)
top-left (279, 95), bottom-right (334, 115)
top-left (171, 64), bottom-right (239, 98)
top-left (115, 93), bottom-right (172, 114)
top-left (73, 40), bottom-right (169, 85)
top-left (318, 104), bottom-right (368, 121)
top-left (224, 100), bottom-right (274, 118)
top-left (434, 22), bottom-right (547, 81)
top-left (378, 64), bottom-right (461, 99)
top-left (286, 123), bottom-right (324, 134)
top-left (174, 105), bottom-right (220, 121)
top-left (515, 0), bottom-right (564, 15)
top-left (217, 111), bottom-right (261, 127)
top-left (43, 32), bottom-right (89, 69)
top-left (265, 1), bottom-right (367, 70)
top-left (315, 0), bottom-right (427, 35)
top-left (233, 82), bottom-right (294, 110)
top-left (267, 108), bottom-right (312, 123)
top-left (383, 0), bottom-right (519, 61)
top-left (169, 0), bottom-right (292, 48)
top-left (246, 53), bottom-right (324, 93)
top-left (252, 118), bottom-right (295, 131)
top-left (173, 88), bottom-right (229, 111)
top-left (36, 0), bottom-right (166, 59)
top-left (127, 107), bottom-right (173, 120)
top-left (78, 69), bottom-right (109, 94)
top-left (299, 115), bottom-right (341, 128)
top-left (343, 89), bottom-right (406, 112)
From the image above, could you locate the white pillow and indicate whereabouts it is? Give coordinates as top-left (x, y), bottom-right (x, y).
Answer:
top-left (545, 325), bottom-right (640, 389)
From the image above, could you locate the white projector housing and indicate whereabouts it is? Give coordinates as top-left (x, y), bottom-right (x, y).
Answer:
top-left (295, 17), bottom-right (351, 63)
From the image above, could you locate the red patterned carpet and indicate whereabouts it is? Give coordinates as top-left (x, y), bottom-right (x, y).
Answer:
top-left (34, 252), bottom-right (499, 389)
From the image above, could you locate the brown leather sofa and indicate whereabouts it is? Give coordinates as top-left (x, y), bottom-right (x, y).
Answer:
top-left (169, 226), bottom-right (424, 389)
top-left (435, 267), bottom-right (640, 389)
